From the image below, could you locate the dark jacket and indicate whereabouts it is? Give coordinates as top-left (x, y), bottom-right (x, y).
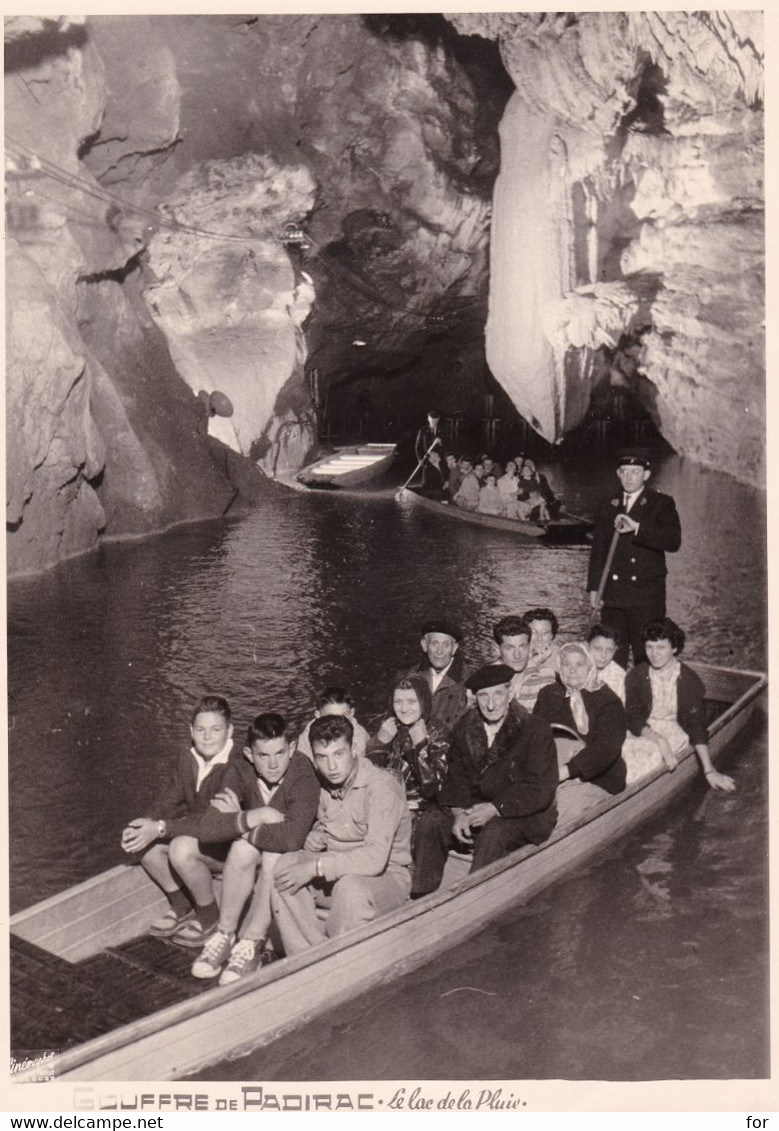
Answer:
top-left (196, 750), bottom-right (320, 853)
top-left (438, 701), bottom-right (558, 845)
top-left (625, 661), bottom-right (708, 747)
top-left (366, 723), bottom-right (450, 809)
top-left (587, 487), bottom-right (681, 608)
top-left (149, 747), bottom-right (241, 839)
top-left (415, 424), bottom-right (446, 465)
top-left (533, 680), bottom-right (627, 795)
top-left (415, 424), bottom-right (447, 492)
top-left (409, 653), bottom-right (469, 734)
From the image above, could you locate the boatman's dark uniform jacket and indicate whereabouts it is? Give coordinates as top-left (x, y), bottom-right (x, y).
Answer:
top-left (414, 424), bottom-right (447, 494)
top-left (196, 750), bottom-right (320, 853)
top-left (410, 653), bottom-right (469, 734)
top-left (587, 486), bottom-right (681, 664)
top-left (411, 702), bottom-right (558, 894)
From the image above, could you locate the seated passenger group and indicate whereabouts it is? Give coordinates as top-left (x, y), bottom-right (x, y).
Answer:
top-left (448, 452), bottom-right (559, 522)
top-left (121, 613), bottom-right (734, 982)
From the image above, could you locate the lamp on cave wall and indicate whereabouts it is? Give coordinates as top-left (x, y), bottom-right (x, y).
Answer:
top-left (281, 221), bottom-right (310, 250)
top-left (352, 336), bottom-right (367, 347)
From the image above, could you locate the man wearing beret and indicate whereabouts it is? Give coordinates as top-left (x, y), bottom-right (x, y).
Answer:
top-left (411, 665), bottom-right (558, 896)
top-left (587, 449), bottom-right (681, 667)
top-left (407, 619), bottom-right (469, 733)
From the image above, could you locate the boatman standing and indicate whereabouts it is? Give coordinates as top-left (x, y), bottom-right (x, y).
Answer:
top-left (587, 450), bottom-right (681, 668)
top-left (414, 408), bottom-right (447, 497)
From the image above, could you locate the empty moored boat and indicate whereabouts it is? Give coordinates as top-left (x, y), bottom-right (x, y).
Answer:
top-left (296, 443), bottom-right (397, 489)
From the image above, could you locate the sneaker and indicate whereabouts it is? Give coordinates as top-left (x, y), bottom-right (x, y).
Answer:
top-left (191, 930), bottom-right (235, 979)
top-left (149, 907), bottom-right (195, 938)
top-left (218, 938), bottom-right (264, 986)
top-left (172, 916), bottom-right (220, 949)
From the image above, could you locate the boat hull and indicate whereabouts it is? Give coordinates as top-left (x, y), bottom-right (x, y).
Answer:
top-left (10, 664), bottom-right (766, 1081)
top-left (404, 489), bottom-right (592, 543)
top-left (296, 444), bottom-right (396, 489)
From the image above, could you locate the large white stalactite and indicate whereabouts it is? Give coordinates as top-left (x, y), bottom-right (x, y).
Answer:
top-left (467, 10), bottom-right (765, 486)
top-left (487, 98), bottom-right (598, 440)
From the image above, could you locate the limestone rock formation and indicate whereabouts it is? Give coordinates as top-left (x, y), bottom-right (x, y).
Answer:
top-left (5, 13), bottom-right (765, 574)
top-left (143, 155), bottom-right (317, 461)
top-left (449, 10), bottom-right (764, 485)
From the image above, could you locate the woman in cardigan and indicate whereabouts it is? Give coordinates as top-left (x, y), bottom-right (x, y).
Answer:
top-left (533, 642), bottom-right (627, 795)
top-left (366, 674), bottom-right (450, 819)
top-left (623, 618), bottom-right (735, 791)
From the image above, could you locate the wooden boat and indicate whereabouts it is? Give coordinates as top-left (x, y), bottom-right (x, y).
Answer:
top-left (404, 487), bottom-right (593, 544)
top-left (10, 663), bottom-right (765, 1082)
top-left (296, 443), bottom-right (396, 489)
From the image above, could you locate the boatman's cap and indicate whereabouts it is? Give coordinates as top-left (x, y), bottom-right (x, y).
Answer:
top-left (466, 664), bottom-right (516, 692)
top-left (616, 448), bottom-right (651, 469)
top-left (421, 619), bottom-right (462, 642)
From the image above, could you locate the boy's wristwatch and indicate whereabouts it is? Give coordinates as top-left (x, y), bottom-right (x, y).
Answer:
top-left (157, 819), bottom-right (167, 839)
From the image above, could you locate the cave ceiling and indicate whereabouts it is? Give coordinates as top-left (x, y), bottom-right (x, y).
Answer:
top-left (4, 11), bottom-right (765, 574)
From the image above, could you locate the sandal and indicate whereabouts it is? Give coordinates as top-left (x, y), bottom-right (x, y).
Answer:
top-left (149, 907), bottom-right (195, 938)
top-left (172, 917), bottom-right (220, 949)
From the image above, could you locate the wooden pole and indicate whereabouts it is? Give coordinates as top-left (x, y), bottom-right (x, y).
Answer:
top-left (396, 437), bottom-right (441, 498)
top-left (588, 528), bottom-right (621, 628)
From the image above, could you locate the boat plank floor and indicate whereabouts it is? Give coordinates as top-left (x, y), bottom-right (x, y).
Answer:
top-left (11, 933), bottom-right (211, 1053)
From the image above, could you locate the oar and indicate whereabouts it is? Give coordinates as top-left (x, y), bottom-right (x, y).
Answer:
top-left (395, 437), bottom-right (441, 499)
top-left (588, 527), bottom-right (621, 628)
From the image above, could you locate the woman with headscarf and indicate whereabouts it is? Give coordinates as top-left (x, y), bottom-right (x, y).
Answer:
top-left (533, 642), bottom-right (627, 795)
top-left (366, 674), bottom-right (450, 818)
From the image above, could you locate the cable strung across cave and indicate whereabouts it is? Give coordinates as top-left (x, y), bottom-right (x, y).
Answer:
top-left (5, 136), bottom-right (281, 245)
top-left (5, 135), bottom-right (483, 325)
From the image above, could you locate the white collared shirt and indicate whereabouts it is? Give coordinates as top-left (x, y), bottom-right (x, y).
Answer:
top-left (430, 660), bottom-right (453, 693)
top-left (257, 777), bottom-right (281, 805)
top-left (623, 489), bottom-right (644, 512)
top-left (191, 738), bottom-right (233, 790)
top-left (483, 718), bottom-right (504, 748)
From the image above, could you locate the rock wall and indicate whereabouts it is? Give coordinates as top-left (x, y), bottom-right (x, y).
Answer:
top-left (6, 14), bottom-right (502, 574)
top-left (5, 17), bottom-right (245, 575)
top-left (5, 13), bottom-right (765, 575)
top-left (143, 155), bottom-right (317, 462)
top-left (450, 10), bottom-right (764, 486)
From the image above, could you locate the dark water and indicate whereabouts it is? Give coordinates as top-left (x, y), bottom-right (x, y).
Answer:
top-left (7, 450), bottom-right (768, 1078)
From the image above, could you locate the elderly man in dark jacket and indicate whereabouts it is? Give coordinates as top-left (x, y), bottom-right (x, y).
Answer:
top-left (408, 618), bottom-right (470, 734)
top-left (411, 665), bottom-right (558, 896)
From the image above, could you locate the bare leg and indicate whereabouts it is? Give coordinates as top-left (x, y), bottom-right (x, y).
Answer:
top-left (140, 842), bottom-right (179, 892)
top-left (239, 851), bottom-right (281, 941)
top-left (168, 835), bottom-right (217, 906)
top-left (217, 839), bottom-right (262, 935)
top-left (141, 841), bottom-right (192, 932)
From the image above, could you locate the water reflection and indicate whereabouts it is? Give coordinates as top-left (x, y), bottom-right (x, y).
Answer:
top-left (7, 453), bottom-right (768, 1079)
top-left (8, 454), bottom-right (767, 913)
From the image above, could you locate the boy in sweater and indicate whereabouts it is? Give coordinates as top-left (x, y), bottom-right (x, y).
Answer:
top-left (121, 694), bottom-right (239, 945)
top-left (189, 712), bottom-right (320, 983)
